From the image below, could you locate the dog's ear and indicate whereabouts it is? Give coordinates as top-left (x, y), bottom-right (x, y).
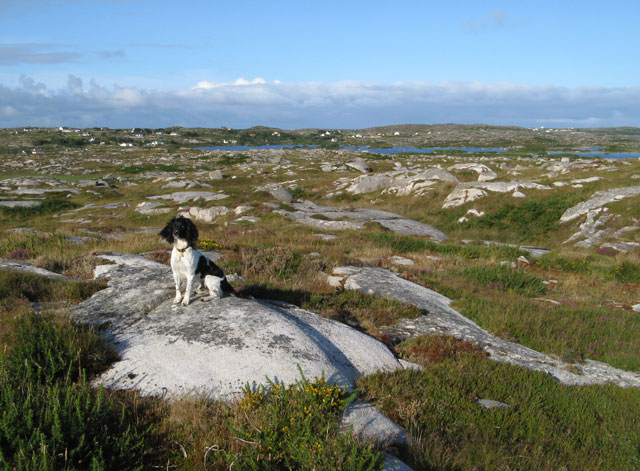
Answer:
top-left (184, 217), bottom-right (199, 246)
top-left (159, 217), bottom-right (176, 244)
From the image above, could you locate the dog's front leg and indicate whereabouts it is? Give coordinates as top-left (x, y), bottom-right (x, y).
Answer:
top-left (182, 274), bottom-right (196, 306)
top-left (173, 272), bottom-right (183, 304)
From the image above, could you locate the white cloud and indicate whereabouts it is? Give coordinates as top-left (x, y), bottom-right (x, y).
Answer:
top-left (194, 77), bottom-right (269, 89)
top-left (1, 75), bottom-right (639, 129)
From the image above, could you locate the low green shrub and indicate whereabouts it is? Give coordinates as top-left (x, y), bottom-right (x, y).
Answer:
top-left (240, 284), bottom-right (421, 331)
top-left (461, 192), bottom-right (585, 241)
top-left (535, 254), bottom-right (593, 274)
top-left (232, 374), bottom-right (383, 470)
top-left (0, 198), bottom-right (79, 219)
top-left (0, 270), bottom-right (104, 304)
top-left (217, 154), bottom-right (249, 166)
top-left (611, 261), bottom-right (640, 284)
top-left (0, 313), bottom-right (147, 471)
top-left (4, 312), bottom-right (116, 384)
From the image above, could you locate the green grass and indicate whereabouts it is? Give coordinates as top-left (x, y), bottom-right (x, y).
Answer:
top-left (456, 294), bottom-right (640, 370)
top-left (458, 265), bottom-right (547, 297)
top-left (461, 192), bottom-right (586, 242)
top-left (610, 261), bottom-right (640, 284)
top-left (119, 163), bottom-right (182, 174)
top-left (358, 343), bottom-right (640, 471)
top-left (364, 232), bottom-right (525, 260)
top-left (535, 253), bottom-right (593, 274)
top-left (0, 232), bottom-right (72, 259)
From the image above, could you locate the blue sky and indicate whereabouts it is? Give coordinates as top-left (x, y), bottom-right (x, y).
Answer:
top-left (1, 0), bottom-right (639, 129)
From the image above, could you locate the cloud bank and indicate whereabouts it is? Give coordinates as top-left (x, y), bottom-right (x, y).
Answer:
top-left (1, 75), bottom-right (639, 129)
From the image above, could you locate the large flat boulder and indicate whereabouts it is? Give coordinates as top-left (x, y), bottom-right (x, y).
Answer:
top-left (275, 200), bottom-right (448, 241)
top-left (71, 253), bottom-right (403, 400)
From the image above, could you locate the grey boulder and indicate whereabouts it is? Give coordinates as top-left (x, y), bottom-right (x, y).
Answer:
top-left (341, 401), bottom-right (407, 448)
top-left (71, 253), bottom-right (403, 400)
top-left (255, 183), bottom-right (293, 203)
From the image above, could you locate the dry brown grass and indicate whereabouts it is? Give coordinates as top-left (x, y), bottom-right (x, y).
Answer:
top-left (397, 335), bottom-right (488, 366)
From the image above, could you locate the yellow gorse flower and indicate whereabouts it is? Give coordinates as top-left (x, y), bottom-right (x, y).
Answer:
top-left (198, 239), bottom-right (223, 251)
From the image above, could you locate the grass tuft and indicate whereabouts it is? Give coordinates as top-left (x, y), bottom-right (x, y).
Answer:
top-left (459, 264), bottom-right (547, 297)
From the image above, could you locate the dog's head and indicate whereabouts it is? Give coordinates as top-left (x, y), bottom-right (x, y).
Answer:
top-left (159, 216), bottom-right (199, 247)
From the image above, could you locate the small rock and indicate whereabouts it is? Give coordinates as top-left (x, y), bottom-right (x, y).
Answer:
top-left (149, 191), bottom-right (228, 204)
top-left (234, 205), bottom-right (253, 215)
top-left (235, 216), bottom-right (260, 223)
top-left (346, 158), bottom-right (372, 173)
top-left (398, 359), bottom-right (423, 371)
top-left (136, 201), bottom-right (170, 215)
top-left (632, 304), bottom-right (640, 313)
top-left (476, 399), bottom-right (511, 409)
top-left (182, 206), bottom-right (230, 222)
top-left (314, 233), bottom-right (337, 241)
top-left (535, 298), bottom-right (562, 305)
top-left (326, 275), bottom-right (345, 288)
top-left (390, 256), bottom-right (414, 266)
top-left (209, 169), bottom-right (225, 180)
top-left (341, 402), bottom-right (407, 448)
top-left (382, 453), bottom-right (415, 471)
top-left (255, 183), bottom-right (293, 203)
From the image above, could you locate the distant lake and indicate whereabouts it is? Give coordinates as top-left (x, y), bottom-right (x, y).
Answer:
top-left (199, 145), bottom-right (507, 154)
top-left (548, 150), bottom-right (640, 159)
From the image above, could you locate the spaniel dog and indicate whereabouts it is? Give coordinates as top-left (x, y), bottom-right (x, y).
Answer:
top-left (159, 216), bottom-right (234, 305)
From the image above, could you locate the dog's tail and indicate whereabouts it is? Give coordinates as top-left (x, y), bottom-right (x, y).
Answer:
top-left (221, 277), bottom-right (236, 296)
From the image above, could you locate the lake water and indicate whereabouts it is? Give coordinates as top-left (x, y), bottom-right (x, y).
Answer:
top-left (548, 150), bottom-right (640, 159)
top-left (199, 145), bottom-right (507, 154)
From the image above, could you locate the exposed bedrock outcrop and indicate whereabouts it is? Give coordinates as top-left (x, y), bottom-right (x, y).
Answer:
top-left (70, 253), bottom-right (404, 400)
top-left (560, 186), bottom-right (640, 223)
top-left (275, 200), bottom-right (448, 241)
top-left (330, 266), bottom-right (640, 389)
top-left (442, 181), bottom-right (552, 208)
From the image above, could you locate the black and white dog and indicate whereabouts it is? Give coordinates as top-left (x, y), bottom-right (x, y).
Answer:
top-left (159, 216), bottom-right (234, 306)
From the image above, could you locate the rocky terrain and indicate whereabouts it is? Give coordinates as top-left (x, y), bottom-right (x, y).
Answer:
top-left (3, 124), bottom-right (640, 469)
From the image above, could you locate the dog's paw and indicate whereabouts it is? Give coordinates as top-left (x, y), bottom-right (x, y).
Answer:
top-left (173, 295), bottom-right (183, 304)
top-left (181, 298), bottom-right (191, 306)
